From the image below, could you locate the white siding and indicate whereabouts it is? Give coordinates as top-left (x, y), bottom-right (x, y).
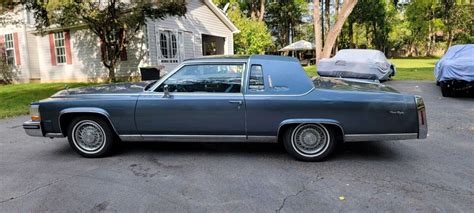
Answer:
top-left (146, 0), bottom-right (235, 74)
top-left (25, 32), bottom-right (40, 80)
top-left (36, 29), bottom-right (145, 82)
top-left (0, 0), bottom-right (235, 82)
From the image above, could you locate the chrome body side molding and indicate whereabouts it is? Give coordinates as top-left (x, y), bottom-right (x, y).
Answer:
top-left (119, 135), bottom-right (278, 143)
top-left (345, 133), bottom-right (418, 142)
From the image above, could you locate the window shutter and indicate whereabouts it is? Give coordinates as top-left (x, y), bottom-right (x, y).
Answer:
top-left (64, 30), bottom-right (72, 64)
top-left (13, 32), bottom-right (21, 65)
top-left (49, 33), bottom-right (56, 65)
top-left (120, 46), bottom-right (127, 61)
top-left (0, 35), bottom-right (4, 61)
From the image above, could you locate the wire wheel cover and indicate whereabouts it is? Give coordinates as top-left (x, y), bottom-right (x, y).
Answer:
top-left (292, 124), bottom-right (329, 156)
top-left (73, 120), bottom-right (106, 153)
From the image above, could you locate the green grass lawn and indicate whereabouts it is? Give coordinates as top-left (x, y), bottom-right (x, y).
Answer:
top-left (0, 83), bottom-right (96, 119)
top-left (303, 58), bottom-right (439, 80)
top-left (389, 58), bottom-right (438, 80)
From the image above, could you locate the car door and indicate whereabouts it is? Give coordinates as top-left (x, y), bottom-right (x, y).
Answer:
top-left (135, 63), bottom-right (246, 139)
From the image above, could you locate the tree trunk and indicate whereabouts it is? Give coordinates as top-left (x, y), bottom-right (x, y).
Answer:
top-left (321, 0), bottom-right (358, 58)
top-left (258, 0), bottom-right (265, 22)
top-left (348, 22), bottom-right (353, 47)
top-left (313, 0), bottom-right (323, 63)
top-left (334, 0), bottom-right (340, 52)
top-left (324, 0), bottom-right (330, 36)
top-left (365, 24), bottom-right (369, 46)
top-left (108, 65), bottom-right (116, 82)
top-left (427, 22), bottom-right (432, 56)
top-left (447, 30), bottom-right (453, 48)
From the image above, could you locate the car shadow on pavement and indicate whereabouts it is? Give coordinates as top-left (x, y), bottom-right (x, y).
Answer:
top-left (333, 141), bottom-right (403, 161)
top-left (106, 140), bottom-right (403, 162)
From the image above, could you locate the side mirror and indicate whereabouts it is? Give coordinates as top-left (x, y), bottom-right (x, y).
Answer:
top-left (163, 84), bottom-right (171, 98)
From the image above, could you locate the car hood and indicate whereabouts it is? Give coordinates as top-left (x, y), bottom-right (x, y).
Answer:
top-left (313, 77), bottom-right (399, 93)
top-left (52, 81), bottom-right (151, 97)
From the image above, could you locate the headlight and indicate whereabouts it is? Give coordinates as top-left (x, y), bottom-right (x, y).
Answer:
top-left (30, 105), bottom-right (41, 121)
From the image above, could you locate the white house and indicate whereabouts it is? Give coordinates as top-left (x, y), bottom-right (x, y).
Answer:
top-left (0, 0), bottom-right (238, 83)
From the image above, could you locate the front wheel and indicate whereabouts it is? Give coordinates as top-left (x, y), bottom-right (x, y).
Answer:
top-left (67, 116), bottom-right (115, 158)
top-left (283, 123), bottom-right (336, 161)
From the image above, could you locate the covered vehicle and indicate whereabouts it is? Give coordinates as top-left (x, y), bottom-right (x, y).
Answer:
top-left (434, 44), bottom-right (474, 97)
top-left (317, 49), bottom-right (395, 81)
top-left (23, 55), bottom-right (427, 162)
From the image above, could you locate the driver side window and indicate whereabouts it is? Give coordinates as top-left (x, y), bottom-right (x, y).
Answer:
top-left (156, 64), bottom-right (244, 93)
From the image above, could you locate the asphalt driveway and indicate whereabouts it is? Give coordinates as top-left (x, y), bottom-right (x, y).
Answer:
top-left (0, 81), bottom-right (473, 212)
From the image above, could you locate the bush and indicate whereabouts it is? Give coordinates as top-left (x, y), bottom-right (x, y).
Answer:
top-left (0, 46), bottom-right (16, 84)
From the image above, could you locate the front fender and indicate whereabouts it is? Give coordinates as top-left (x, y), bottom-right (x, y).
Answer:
top-left (58, 107), bottom-right (118, 136)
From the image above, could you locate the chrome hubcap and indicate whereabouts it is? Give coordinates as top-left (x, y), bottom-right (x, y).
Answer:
top-left (292, 124), bottom-right (329, 156)
top-left (73, 120), bottom-right (106, 154)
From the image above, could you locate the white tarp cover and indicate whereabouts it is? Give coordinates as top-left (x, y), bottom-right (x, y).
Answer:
top-left (279, 40), bottom-right (315, 51)
top-left (317, 49), bottom-right (393, 80)
top-left (435, 44), bottom-right (474, 82)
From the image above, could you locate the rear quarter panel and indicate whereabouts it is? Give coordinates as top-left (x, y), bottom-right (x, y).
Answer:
top-left (245, 89), bottom-right (418, 136)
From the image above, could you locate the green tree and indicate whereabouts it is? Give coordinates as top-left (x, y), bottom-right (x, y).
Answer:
top-left (265, 0), bottom-right (307, 50)
top-left (347, 0), bottom-right (389, 50)
top-left (438, 0), bottom-right (472, 47)
top-left (23, 0), bottom-right (186, 82)
top-left (226, 1), bottom-right (273, 54)
top-left (405, 0), bottom-right (442, 56)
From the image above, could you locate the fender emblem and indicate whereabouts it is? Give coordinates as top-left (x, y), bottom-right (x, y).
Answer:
top-left (389, 110), bottom-right (405, 115)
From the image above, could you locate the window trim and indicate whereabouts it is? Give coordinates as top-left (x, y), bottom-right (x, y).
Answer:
top-left (4, 33), bottom-right (15, 65)
top-left (248, 64), bottom-right (265, 92)
top-left (53, 32), bottom-right (67, 65)
top-left (152, 62), bottom-right (247, 94)
top-left (158, 30), bottom-right (182, 64)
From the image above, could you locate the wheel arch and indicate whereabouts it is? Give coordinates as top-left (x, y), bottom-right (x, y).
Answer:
top-left (58, 107), bottom-right (119, 137)
top-left (277, 119), bottom-right (345, 142)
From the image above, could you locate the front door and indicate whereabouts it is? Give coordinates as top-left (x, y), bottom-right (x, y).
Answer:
top-left (135, 63), bottom-right (246, 138)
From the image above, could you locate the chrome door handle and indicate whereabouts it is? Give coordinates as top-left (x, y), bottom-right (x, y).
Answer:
top-left (229, 100), bottom-right (243, 105)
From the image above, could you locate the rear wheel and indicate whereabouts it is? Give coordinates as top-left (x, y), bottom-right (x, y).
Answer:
top-left (283, 123), bottom-right (336, 161)
top-left (67, 116), bottom-right (115, 158)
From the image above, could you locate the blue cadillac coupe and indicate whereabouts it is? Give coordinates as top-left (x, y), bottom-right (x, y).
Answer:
top-left (23, 55), bottom-right (427, 161)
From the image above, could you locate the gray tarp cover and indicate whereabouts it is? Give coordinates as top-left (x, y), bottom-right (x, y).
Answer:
top-left (434, 44), bottom-right (474, 82)
top-left (317, 49), bottom-right (392, 80)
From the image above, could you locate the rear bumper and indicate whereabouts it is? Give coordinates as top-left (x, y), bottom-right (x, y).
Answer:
top-left (23, 120), bottom-right (43, 137)
top-left (415, 96), bottom-right (428, 139)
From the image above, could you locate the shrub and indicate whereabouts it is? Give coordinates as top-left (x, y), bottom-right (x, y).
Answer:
top-left (0, 46), bottom-right (16, 84)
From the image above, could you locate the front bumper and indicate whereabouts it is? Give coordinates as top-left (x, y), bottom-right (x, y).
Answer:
top-left (23, 120), bottom-right (43, 137)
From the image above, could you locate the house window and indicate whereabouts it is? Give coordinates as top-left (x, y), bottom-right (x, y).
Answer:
top-left (53, 32), bottom-right (66, 64)
top-left (4, 34), bottom-right (15, 65)
top-left (159, 30), bottom-right (180, 63)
